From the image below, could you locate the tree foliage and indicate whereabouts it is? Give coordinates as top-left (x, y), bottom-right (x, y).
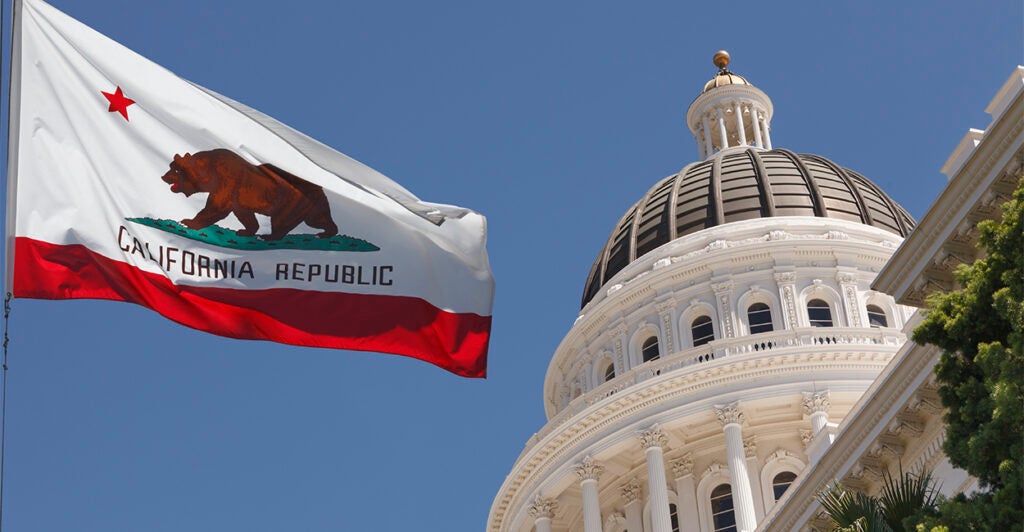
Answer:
top-left (817, 468), bottom-right (938, 531)
top-left (912, 176), bottom-right (1024, 530)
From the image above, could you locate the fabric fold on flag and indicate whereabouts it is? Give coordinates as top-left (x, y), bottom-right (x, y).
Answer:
top-left (5, 0), bottom-right (494, 377)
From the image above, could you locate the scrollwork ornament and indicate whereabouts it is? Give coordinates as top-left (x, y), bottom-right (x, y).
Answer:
top-left (620, 478), bottom-right (642, 503)
top-left (801, 390), bottom-right (831, 415)
top-left (714, 402), bottom-right (745, 427)
top-left (638, 424), bottom-right (669, 449)
top-left (670, 453), bottom-right (694, 477)
top-left (574, 455), bottom-right (605, 482)
top-left (528, 495), bottom-right (558, 519)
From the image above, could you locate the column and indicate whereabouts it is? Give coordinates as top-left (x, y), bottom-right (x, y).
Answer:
top-left (702, 114), bottom-right (715, 156)
top-left (528, 495), bottom-right (558, 532)
top-left (716, 107), bottom-right (729, 149)
top-left (751, 110), bottom-right (764, 148)
top-left (639, 425), bottom-right (673, 532)
top-left (802, 391), bottom-right (831, 435)
top-left (733, 102), bottom-right (747, 146)
top-left (620, 479), bottom-right (644, 532)
top-left (774, 272), bottom-right (799, 329)
top-left (715, 403), bottom-right (758, 532)
top-left (760, 115), bottom-right (772, 149)
top-left (712, 280), bottom-right (735, 339)
top-left (836, 272), bottom-right (861, 327)
top-left (575, 456), bottom-right (605, 532)
top-left (671, 454), bottom-right (699, 532)
top-left (744, 437), bottom-right (766, 520)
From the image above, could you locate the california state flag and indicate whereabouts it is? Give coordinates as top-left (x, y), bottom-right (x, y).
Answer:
top-left (5, 0), bottom-right (494, 377)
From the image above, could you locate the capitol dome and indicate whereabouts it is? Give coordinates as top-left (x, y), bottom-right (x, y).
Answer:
top-left (488, 52), bottom-right (918, 532)
top-left (581, 148), bottom-right (915, 306)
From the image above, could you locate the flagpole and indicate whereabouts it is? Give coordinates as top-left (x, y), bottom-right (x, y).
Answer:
top-left (0, 0), bottom-right (21, 528)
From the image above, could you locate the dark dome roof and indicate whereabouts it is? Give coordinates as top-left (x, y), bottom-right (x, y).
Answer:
top-left (580, 148), bottom-right (915, 308)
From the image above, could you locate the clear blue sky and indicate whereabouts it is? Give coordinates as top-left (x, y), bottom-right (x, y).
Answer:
top-left (0, 1), bottom-right (1020, 530)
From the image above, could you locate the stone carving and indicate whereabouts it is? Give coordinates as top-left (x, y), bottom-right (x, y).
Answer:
top-left (799, 429), bottom-right (814, 447)
top-left (639, 424), bottom-right (669, 449)
top-left (801, 391), bottom-right (831, 415)
top-left (774, 272), bottom-right (796, 284)
top-left (711, 281), bottom-right (734, 294)
top-left (620, 478), bottom-right (642, 503)
top-left (528, 495), bottom-right (558, 519)
top-left (661, 312), bottom-right (676, 353)
top-left (670, 453), bottom-right (695, 478)
top-left (743, 436), bottom-right (757, 458)
top-left (714, 402), bottom-right (745, 426)
top-left (575, 455), bottom-right (605, 482)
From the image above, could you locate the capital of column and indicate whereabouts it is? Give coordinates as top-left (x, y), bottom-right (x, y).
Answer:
top-left (620, 478), bottom-right (642, 504)
top-left (528, 495), bottom-right (558, 519)
top-left (801, 390), bottom-right (831, 415)
top-left (575, 455), bottom-right (605, 482)
top-left (638, 424), bottom-right (669, 450)
top-left (714, 402), bottom-right (745, 428)
top-left (670, 453), bottom-right (695, 478)
top-left (711, 280), bottom-right (734, 294)
top-left (773, 272), bottom-right (796, 284)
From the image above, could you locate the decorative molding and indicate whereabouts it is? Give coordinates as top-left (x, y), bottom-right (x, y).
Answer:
top-left (605, 512), bottom-right (627, 530)
top-left (781, 283), bottom-right (799, 328)
top-left (620, 478), bottom-right (642, 503)
top-left (639, 424), bottom-right (669, 450)
top-left (799, 429), bottom-right (814, 447)
top-left (711, 281), bottom-right (734, 294)
top-left (714, 402), bottom-right (745, 427)
top-left (670, 453), bottom-right (695, 478)
top-left (774, 272), bottom-right (796, 284)
top-left (703, 461), bottom-right (727, 479)
top-left (801, 390), bottom-right (831, 415)
top-left (528, 495), bottom-right (558, 519)
top-left (574, 455), bottom-right (605, 482)
top-left (744, 436), bottom-right (758, 458)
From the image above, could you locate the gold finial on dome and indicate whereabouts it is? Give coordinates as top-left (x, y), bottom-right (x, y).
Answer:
top-left (713, 50), bottom-right (731, 71)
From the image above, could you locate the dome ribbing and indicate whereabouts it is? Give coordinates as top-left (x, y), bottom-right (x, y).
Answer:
top-left (580, 148), bottom-right (915, 307)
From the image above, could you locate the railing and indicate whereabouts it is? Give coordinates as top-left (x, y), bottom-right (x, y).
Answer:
top-left (523, 327), bottom-right (906, 453)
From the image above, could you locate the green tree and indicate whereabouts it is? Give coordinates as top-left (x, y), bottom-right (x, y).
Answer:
top-left (912, 177), bottom-right (1024, 530)
top-left (817, 468), bottom-right (939, 531)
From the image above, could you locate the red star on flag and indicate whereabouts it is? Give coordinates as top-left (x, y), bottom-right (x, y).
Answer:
top-left (101, 86), bottom-right (135, 121)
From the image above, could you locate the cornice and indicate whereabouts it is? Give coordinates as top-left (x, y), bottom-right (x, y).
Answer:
top-left (874, 83), bottom-right (1024, 305)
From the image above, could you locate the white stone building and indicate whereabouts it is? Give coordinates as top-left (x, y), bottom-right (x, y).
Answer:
top-left (487, 53), bottom-right (1024, 532)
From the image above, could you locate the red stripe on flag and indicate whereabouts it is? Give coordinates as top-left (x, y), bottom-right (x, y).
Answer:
top-left (13, 237), bottom-right (489, 377)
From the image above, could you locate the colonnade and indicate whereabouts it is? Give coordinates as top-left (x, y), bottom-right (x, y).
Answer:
top-left (529, 394), bottom-right (831, 532)
top-left (694, 101), bottom-right (772, 159)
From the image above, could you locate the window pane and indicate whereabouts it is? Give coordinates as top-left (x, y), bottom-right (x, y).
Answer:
top-left (711, 483), bottom-right (737, 532)
top-left (604, 362), bottom-right (615, 382)
top-left (692, 315), bottom-right (715, 346)
top-left (747, 303), bottom-right (773, 334)
top-left (642, 337), bottom-right (660, 362)
top-left (772, 471), bottom-right (798, 501)
top-left (807, 299), bottom-right (833, 327)
top-left (670, 503), bottom-right (680, 532)
top-left (866, 305), bottom-right (888, 328)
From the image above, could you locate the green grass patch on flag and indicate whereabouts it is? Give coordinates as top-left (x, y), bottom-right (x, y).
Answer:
top-left (126, 218), bottom-right (379, 252)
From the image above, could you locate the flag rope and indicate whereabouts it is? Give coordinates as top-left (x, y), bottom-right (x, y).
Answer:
top-left (0, 293), bottom-right (10, 532)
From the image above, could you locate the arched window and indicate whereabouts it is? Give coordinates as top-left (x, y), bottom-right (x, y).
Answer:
top-left (747, 303), bottom-right (773, 334)
top-left (772, 471), bottom-right (798, 501)
top-left (642, 336), bottom-right (660, 363)
top-left (710, 483), bottom-right (737, 532)
top-left (691, 316), bottom-right (715, 346)
top-left (807, 299), bottom-right (833, 327)
top-left (866, 304), bottom-right (888, 328)
top-left (603, 361), bottom-right (616, 382)
top-left (670, 502), bottom-right (680, 532)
